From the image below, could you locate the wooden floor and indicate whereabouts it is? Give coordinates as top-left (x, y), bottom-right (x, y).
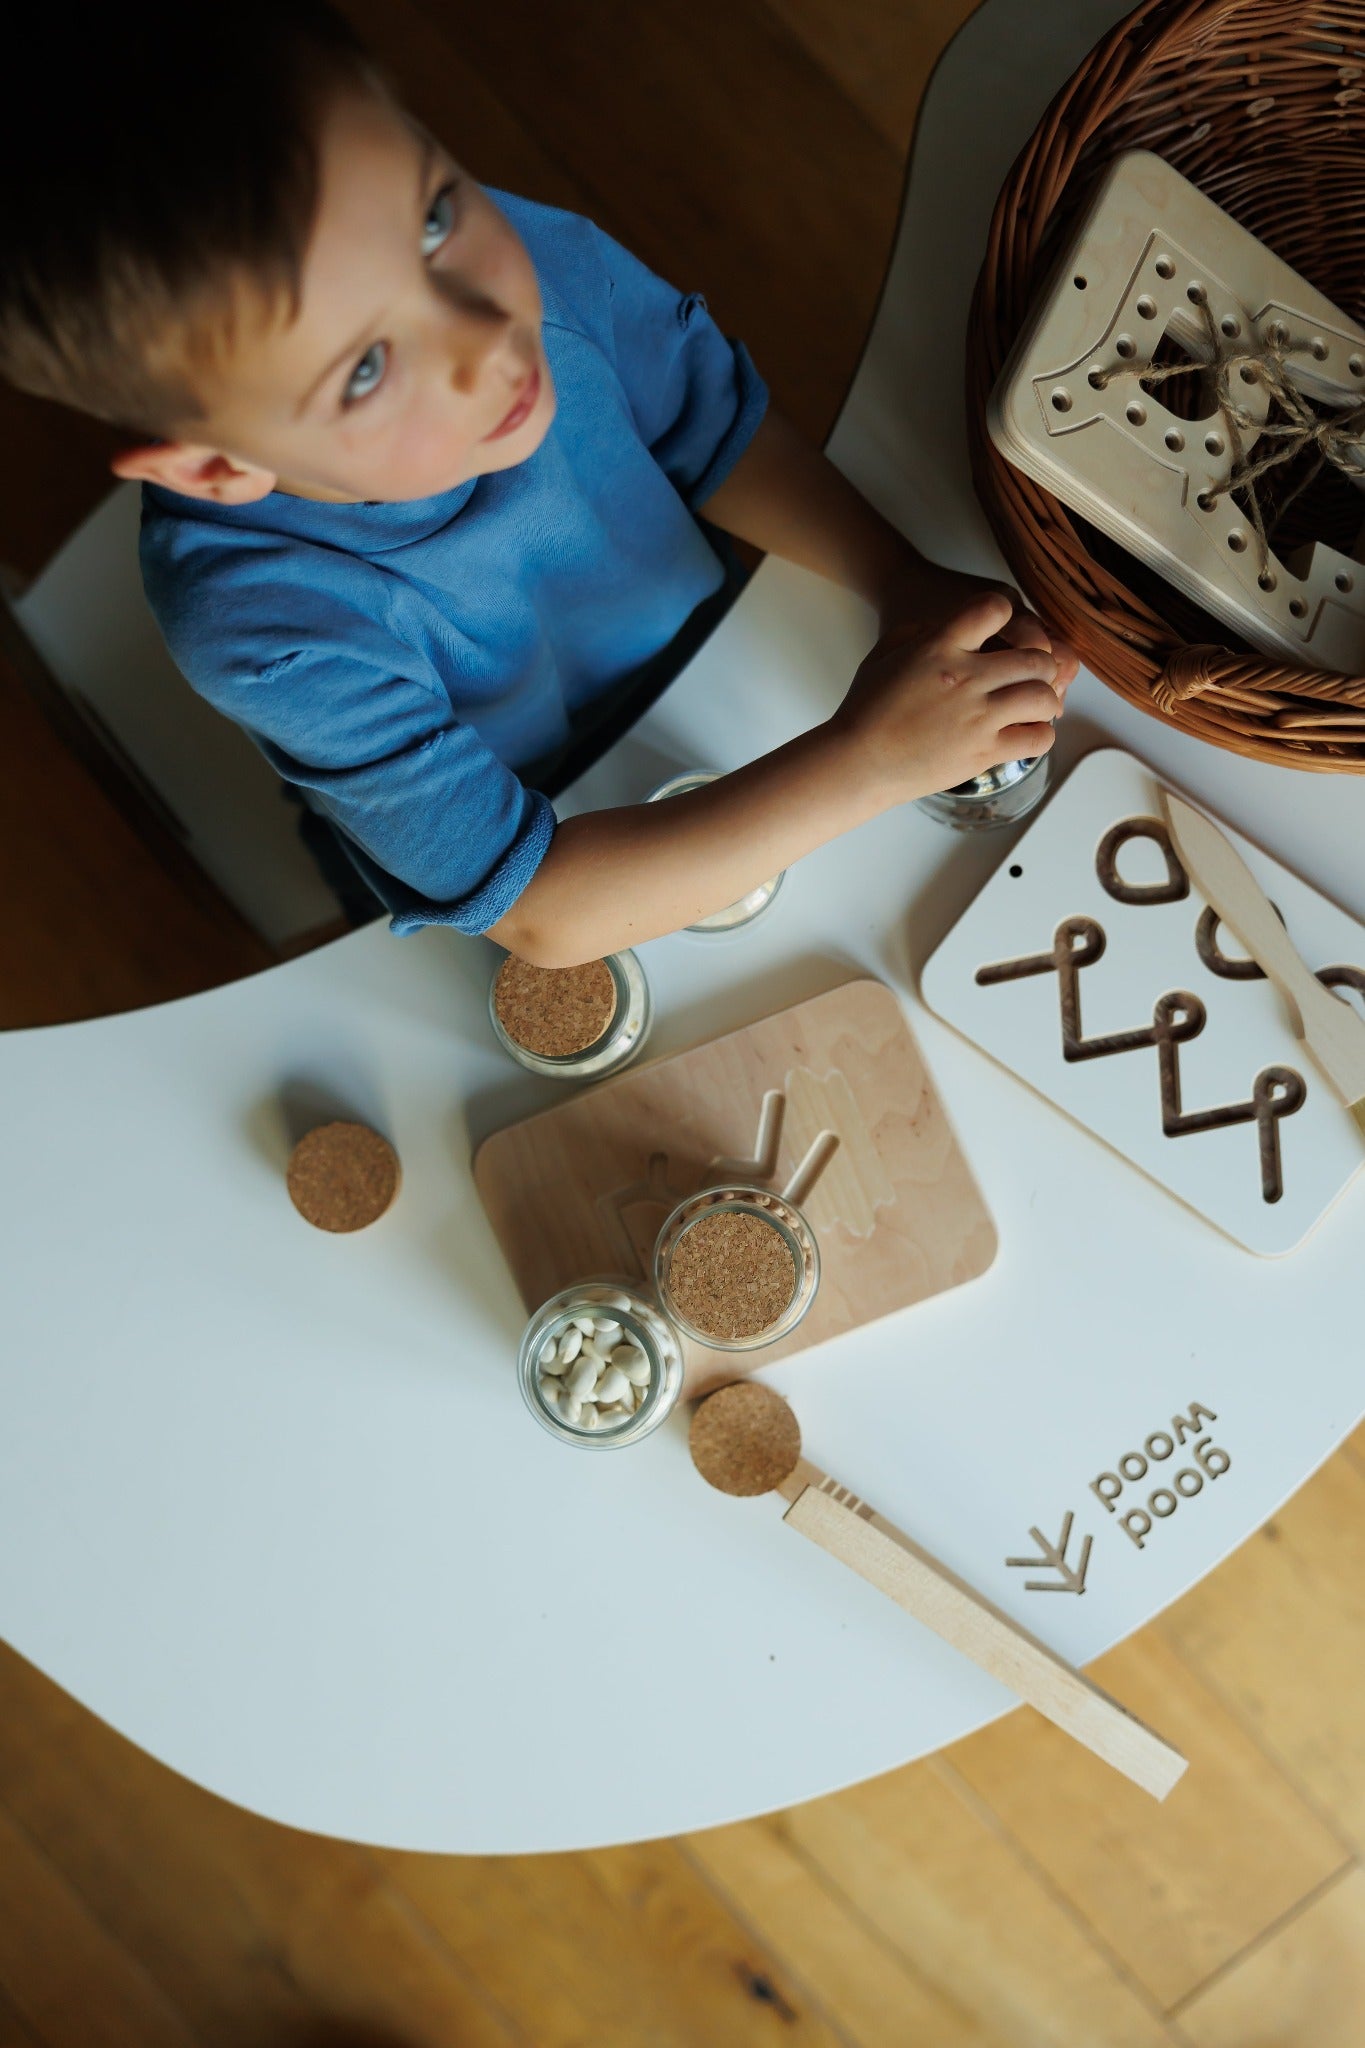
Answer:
top-left (5, 0), bottom-right (1365, 2041)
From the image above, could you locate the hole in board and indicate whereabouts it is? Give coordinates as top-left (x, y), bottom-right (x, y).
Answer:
top-left (1008, 864), bottom-right (1023, 878)
top-left (1290, 596), bottom-right (1308, 618)
top-left (1165, 428), bottom-right (1185, 451)
top-left (1228, 530), bottom-right (1248, 553)
top-left (1336, 572), bottom-right (1355, 592)
top-left (1220, 315), bottom-right (1241, 337)
top-left (1239, 364), bottom-right (1258, 383)
top-left (1050, 387), bottom-right (1073, 413)
top-left (1088, 367), bottom-right (1105, 388)
top-left (1197, 490), bottom-right (1216, 511)
top-left (1187, 282), bottom-right (1207, 305)
top-left (1311, 338), bottom-right (1328, 361)
top-left (1154, 254), bottom-right (1175, 278)
top-left (1351, 355), bottom-right (1364, 377)
top-left (1126, 400), bottom-right (1147, 425)
top-left (1073, 274), bottom-right (1087, 289)
top-left (1258, 570), bottom-right (1277, 591)
top-left (1205, 432), bottom-right (1224, 455)
top-left (1115, 334), bottom-right (1137, 360)
top-left (1268, 321), bottom-right (1289, 346)
top-left (1140, 320), bottom-right (1220, 420)
top-left (1136, 295), bottom-right (1158, 319)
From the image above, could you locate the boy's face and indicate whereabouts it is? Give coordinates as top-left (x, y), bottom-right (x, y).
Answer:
top-left (121, 88), bottom-right (554, 505)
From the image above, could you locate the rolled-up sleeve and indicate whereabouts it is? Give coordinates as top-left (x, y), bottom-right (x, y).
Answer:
top-left (165, 587), bottom-right (554, 937)
top-left (253, 681), bottom-right (555, 935)
top-left (591, 224), bottom-right (769, 508)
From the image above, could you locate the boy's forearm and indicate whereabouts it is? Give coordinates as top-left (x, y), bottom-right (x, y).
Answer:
top-left (699, 408), bottom-right (933, 620)
top-left (487, 721), bottom-right (888, 968)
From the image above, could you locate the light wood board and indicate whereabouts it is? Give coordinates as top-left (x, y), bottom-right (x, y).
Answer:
top-left (988, 149), bottom-right (1365, 670)
top-left (473, 977), bottom-right (997, 1394)
top-left (920, 747), bottom-right (1365, 1255)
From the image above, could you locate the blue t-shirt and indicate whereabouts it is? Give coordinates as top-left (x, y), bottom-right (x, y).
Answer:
top-left (140, 190), bottom-right (768, 934)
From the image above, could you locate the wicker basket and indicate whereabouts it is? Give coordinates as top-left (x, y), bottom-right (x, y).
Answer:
top-left (967, 0), bottom-right (1365, 771)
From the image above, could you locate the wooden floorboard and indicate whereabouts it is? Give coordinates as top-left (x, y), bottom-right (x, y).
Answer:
top-left (944, 1629), bottom-right (1348, 2009)
top-left (690, 1761), bottom-right (1178, 2046)
top-left (1160, 1453), bottom-right (1365, 1861)
top-left (1174, 1863), bottom-right (1365, 2048)
top-left (4, 1), bottom-right (1365, 2042)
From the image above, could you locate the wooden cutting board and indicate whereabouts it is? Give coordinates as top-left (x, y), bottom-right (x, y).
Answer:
top-left (473, 977), bottom-right (997, 1395)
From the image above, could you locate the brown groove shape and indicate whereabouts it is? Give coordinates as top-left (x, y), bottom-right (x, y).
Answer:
top-left (1095, 816), bottom-right (1191, 905)
top-left (975, 916), bottom-right (1306, 1201)
top-left (1197, 907), bottom-right (1365, 1012)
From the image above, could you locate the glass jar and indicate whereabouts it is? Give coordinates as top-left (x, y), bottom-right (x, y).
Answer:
top-left (488, 948), bottom-right (651, 1080)
top-left (653, 1183), bottom-right (820, 1352)
top-left (645, 770), bottom-right (785, 930)
top-left (915, 753), bottom-right (1052, 832)
top-left (517, 1280), bottom-right (685, 1449)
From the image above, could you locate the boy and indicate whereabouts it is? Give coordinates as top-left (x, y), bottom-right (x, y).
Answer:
top-left (0, 2), bottom-right (1074, 966)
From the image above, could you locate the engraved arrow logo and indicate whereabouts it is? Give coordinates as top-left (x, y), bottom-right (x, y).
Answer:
top-left (1005, 1512), bottom-right (1092, 1594)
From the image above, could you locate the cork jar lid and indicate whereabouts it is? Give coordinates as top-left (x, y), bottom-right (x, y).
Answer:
top-left (689, 1381), bottom-right (802, 1497)
top-left (493, 955), bottom-right (617, 1059)
top-left (286, 1121), bottom-right (401, 1232)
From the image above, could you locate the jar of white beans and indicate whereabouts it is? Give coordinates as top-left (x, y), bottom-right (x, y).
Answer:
top-left (517, 1280), bottom-right (684, 1449)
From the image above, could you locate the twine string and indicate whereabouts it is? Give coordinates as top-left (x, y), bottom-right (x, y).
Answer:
top-left (1089, 296), bottom-right (1365, 573)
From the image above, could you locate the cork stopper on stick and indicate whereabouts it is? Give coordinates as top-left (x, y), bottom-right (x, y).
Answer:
top-left (286, 1121), bottom-right (401, 1232)
top-left (493, 956), bottom-right (617, 1059)
top-left (689, 1381), bottom-right (802, 1496)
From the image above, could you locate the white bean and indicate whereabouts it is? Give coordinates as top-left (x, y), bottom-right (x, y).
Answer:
top-left (539, 1380), bottom-right (561, 1408)
top-left (558, 1326), bottom-right (583, 1365)
top-left (567, 1356), bottom-right (600, 1401)
top-left (562, 1395), bottom-right (583, 1425)
top-left (614, 1346), bottom-right (651, 1386)
top-left (593, 1319), bottom-right (622, 1345)
top-left (537, 1336), bottom-right (558, 1367)
top-left (572, 1316), bottom-right (596, 1334)
top-left (579, 1337), bottom-right (612, 1368)
top-left (579, 1405), bottom-right (600, 1431)
top-left (594, 1365), bottom-right (629, 1405)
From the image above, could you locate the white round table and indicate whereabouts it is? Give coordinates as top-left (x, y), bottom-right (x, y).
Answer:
top-left (4, 0), bottom-right (1362, 1852)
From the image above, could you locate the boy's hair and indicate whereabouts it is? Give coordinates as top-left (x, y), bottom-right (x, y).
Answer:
top-left (0, 0), bottom-right (375, 432)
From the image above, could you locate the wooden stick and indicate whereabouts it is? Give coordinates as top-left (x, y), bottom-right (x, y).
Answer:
top-left (777, 1463), bottom-right (1187, 1802)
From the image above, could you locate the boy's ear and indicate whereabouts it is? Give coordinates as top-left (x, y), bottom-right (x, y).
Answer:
top-left (110, 441), bottom-right (277, 504)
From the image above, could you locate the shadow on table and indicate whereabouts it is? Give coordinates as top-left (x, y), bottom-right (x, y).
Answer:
top-left (242, 1069), bottom-right (400, 1179)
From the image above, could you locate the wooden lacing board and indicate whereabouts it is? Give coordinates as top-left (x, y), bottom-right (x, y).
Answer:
top-left (988, 149), bottom-right (1365, 672)
top-left (473, 977), bottom-right (997, 1397)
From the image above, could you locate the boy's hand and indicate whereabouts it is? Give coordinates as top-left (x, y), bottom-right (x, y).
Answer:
top-left (876, 561), bottom-right (1080, 696)
top-left (830, 588), bottom-right (1067, 804)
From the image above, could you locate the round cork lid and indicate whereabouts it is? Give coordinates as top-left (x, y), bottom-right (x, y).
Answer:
top-left (689, 1381), bottom-right (802, 1496)
top-left (493, 955), bottom-right (617, 1059)
top-left (286, 1122), bottom-right (401, 1232)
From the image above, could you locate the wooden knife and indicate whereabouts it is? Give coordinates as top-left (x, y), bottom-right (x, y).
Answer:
top-left (1162, 790), bottom-right (1365, 1139)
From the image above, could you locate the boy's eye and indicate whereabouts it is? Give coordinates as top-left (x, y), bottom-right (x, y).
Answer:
top-left (343, 341), bottom-right (388, 406)
top-left (421, 183), bottom-right (458, 258)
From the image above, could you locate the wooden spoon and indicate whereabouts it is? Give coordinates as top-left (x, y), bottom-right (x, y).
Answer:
top-left (690, 1383), bottom-right (1187, 1801)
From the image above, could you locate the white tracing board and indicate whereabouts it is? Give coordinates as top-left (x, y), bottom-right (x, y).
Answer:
top-left (921, 747), bottom-right (1365, 1255)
